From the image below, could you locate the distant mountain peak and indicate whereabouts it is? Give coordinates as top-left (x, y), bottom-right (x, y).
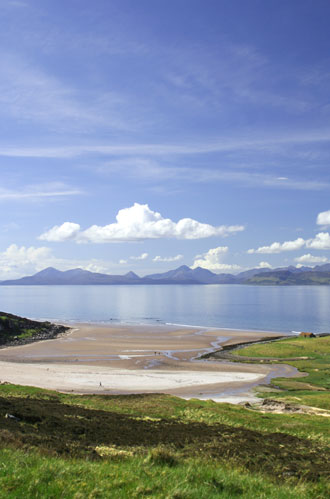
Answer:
top-left (175, 265), bottom-right (191, 272)
top-left (35, 267), bottom-right (60, 275)
top-left (124, 271), bottom-right (140, 279)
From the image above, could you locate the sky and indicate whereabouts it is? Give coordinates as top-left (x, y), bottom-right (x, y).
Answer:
top-left (1, 0), bottom-right (330, 279)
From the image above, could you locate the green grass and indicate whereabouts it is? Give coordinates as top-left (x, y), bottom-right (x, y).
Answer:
top-left (0, 335), bottom-right (329, 496)
top-left (17, 328), bottom-right (37, 339)
top-left (236, 336), bottom-right (330, 360)
top-left (1, 447), bottom-right (326, 499)
top-left (236, 336), bottom-right (330, 409)
top-left (0, 384), bottom-right (329, 497)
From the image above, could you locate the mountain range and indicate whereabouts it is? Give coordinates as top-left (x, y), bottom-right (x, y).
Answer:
top-left (2, 263), bottom-right (330, 285)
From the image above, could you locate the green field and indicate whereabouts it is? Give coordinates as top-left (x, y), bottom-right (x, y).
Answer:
top-left (236, 335), bottom-right (330, 410)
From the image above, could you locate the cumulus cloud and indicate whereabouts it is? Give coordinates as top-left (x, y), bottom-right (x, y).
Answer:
top-left (247, 237), bottom-right (305, 254)
top-left (306, 232), bottom-right (330, 250)
top-left (295, 253), bottom-right (328, 264)
top-left (39, 203), bottom-right (244, 243)
top-left (153, 254), bottom-right (183, 262)
top-left (0, 244), bottom-right (51, 267)
top-left (0, 244), bottom-right (52, 278)
top-left (316, 210), bottom-right (330, 226)
top-left (256, 261), bottom-right (272, 269)
top-left (192, 246), bottom-right (241, 272)
top-left (0, 244), bottom-right (125, 279)
top-left (0, 183), bottom-right (82, 201)
top-left (129, 252), bottom-right (148, 260)
top-left (39, 222), bottom-right (81, 242)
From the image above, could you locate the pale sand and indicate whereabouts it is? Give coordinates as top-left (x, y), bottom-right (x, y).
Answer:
top-left (0, 323), bottom-right (297, 403)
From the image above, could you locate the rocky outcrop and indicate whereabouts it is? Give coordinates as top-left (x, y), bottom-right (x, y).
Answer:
top-left (0, 312), bottom-right (69, 347)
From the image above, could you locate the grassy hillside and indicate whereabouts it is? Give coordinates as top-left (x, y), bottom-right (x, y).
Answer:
top-left (236, 335), bottom-right (330, 409)
top-left (0, 383), bottom-right (329, 497)
top-left (0, 331), bottom-right (329, 496)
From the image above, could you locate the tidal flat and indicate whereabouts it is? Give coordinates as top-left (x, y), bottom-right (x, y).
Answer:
top-left (0, 322), bottom-right (296, 403)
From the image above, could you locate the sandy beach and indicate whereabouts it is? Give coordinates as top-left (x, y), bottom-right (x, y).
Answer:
top-left (0, 323), bottom-right (297, 403)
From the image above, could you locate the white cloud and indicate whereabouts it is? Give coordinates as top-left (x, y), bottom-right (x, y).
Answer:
top-left (306, 232), bottom-right (330, 250)
top-left (316, 210), bottom-right (330, 226)
top-left (256, 261), bottom-right (272, 269)
top-left (119, 259), bottom-right (128, 264)
top-left (129, 253), bottom-right (148, 261)
top-left (0, 244), bottom-right (52, 278)
top-left (100, 161), bottom-right (329, 191)
top-left (39, 203), bottom-right (244, 243)
top-left (39, 222), bottom-right (81, 242)
top-left (153, 254), bottom-right (183, 262)
top-left (192, 246), bottom-right (241, 272)
top-left (2, 128), bottom-right (330, 159)
top-left (0, 53), bottom-right (131, 133)
top-left (0, 183), bottom-right (82, 201)
top-left (0, 244), bottom-right (128, 279)
top-left (248, 237), bottom-right (305, 254)
top-left (295, 253), bottom-right (328, 264)
top-left (0, 244), bottom-right (51, 267)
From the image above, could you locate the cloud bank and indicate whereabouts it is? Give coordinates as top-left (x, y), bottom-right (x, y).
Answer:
top-left (39, 203), bottom-right (244, 243)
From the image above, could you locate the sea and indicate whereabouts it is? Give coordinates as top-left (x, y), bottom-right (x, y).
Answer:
top-left (1, 284), bottom-right (330, 334)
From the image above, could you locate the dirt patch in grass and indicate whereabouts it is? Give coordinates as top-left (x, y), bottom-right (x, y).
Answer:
top-left (0, 394), bottom-right (329, 483)
top-left (247, 398), bottom-right (330, 417)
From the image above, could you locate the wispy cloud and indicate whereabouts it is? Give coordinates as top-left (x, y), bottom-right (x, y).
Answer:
top-left (98, 158), bottom-right (329, 191)
top-left (1, 128), bottom-right (330, 159)
top-left (0, 53), bottom-right (135, 133)
top-left (0, 182), bottom-right (82, 201)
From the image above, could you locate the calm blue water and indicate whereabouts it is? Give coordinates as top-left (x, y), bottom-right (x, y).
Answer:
top-left (0, 284), bottom-right (330, 334)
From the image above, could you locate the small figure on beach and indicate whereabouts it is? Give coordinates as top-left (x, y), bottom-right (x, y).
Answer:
top-left (99, 381), bottom-right (102, 387)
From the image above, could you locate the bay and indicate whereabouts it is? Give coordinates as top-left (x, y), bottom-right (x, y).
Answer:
top-left (0, 284), bottom-right (330, 334)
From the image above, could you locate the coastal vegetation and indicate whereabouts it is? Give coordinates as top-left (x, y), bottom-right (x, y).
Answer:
top-left (236, 335), bottom-right (330, 410)
top-left (0, 384), bottom-right (329, 497)
top-left (0, 312), bottom-right (69, 347)
top-left (0, 319), bottom-right (329, 496)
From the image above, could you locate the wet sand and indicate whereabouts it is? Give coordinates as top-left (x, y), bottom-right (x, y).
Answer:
top-left (0, 323), bottom-right (297, 403)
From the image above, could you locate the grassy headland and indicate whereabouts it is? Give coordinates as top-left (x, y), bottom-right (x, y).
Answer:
top-left (0, 312), bottom-right (69, 347)
top-left (235, 335), bottom-right (330, 410)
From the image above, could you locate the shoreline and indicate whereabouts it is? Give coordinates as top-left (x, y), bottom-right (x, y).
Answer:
top-left (0, 322), bottom-right (297, 403)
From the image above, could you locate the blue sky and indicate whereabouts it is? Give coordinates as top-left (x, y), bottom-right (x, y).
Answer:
top-left (1, 0), bottom-right (330, 278)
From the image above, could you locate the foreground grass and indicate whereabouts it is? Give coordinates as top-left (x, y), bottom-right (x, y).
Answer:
top-left (0, 383), bottom-right (329, 497)
top-left (236, 336), bottom-right (330, 409)
top-left (0, 447), bottom-right (327, 499)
